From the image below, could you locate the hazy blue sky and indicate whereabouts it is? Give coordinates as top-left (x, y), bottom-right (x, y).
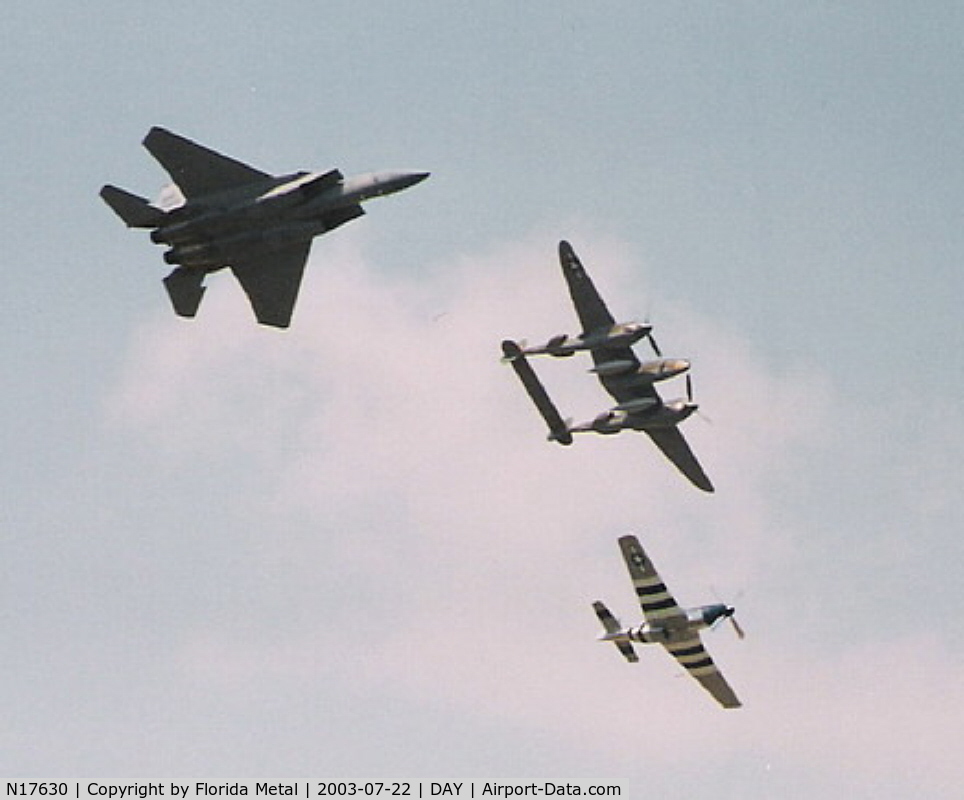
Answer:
top-left (3, 2), bottom-right (963, 797)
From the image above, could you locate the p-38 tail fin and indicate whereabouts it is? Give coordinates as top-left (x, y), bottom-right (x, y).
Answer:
top-left (99, 185), bottom-right (167, 228)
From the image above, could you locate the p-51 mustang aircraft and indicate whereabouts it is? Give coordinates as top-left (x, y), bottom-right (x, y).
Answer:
top-left (101, 127), bottom-right (428, 328)
top-left (594, 535), bottom-right (743, 709)
top-left (502, 241), bottom-right (714, 492)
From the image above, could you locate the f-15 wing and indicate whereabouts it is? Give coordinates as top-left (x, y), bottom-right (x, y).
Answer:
top-left (143, 127), bottom-right (272, 199)
top-left (230, 240), bottom-right (313, 329)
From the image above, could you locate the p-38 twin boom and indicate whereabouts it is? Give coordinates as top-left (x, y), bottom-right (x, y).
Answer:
top-left (502, 241), bottom-right (713, 492)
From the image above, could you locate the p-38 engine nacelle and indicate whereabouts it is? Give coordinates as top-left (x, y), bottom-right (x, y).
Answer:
top-left (591, 410), bottom-right (625, 433)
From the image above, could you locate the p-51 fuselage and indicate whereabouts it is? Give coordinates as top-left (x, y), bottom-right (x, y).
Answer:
top-left (598, 603), bottom-right (735, 645)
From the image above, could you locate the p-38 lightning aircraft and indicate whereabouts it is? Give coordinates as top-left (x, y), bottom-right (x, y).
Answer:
top-left (502, 241), bottom-right (714, 492)
top-left (594, 534), bottom-right (743, 709)
top-left (101, 127), bottom-right (428, 328)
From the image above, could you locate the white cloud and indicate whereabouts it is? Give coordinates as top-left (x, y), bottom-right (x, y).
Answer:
top-left (104, 232), bottom-right (964, 796)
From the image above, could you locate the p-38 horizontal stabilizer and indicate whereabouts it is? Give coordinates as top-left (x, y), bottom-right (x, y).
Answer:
top-left (501, 340), bottom-right (573, 445)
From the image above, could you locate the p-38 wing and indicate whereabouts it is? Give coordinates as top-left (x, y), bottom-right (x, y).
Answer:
top-left (603, 363), bottom-right (714, 494)
top-left (560, 242), bottom-right (714, 493)
top-left (503, 241), bottom-right (713, 491)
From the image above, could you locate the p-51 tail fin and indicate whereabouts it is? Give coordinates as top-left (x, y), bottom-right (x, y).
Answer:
top-left (592, 601), bottom-right (638, 663)
top-left (100, 185), bottom-right (167, 228)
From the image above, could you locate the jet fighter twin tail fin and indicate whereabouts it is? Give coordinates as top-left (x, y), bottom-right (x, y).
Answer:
top-left (163, 268), bottom-right (206, 318)
top-left (99, 185), bottom-right (167, 229)
top-left (592, 601), bottom-right (638, 663)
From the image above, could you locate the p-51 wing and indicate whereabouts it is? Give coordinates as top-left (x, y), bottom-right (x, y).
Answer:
top-left (619, 535), bottom-right (687, 628)
top-left (664, 634), bottom-right (742, 709)
top-left (161, 241), bottom-right (312, 328)
top-left (619, 536), bottom-right (740, 709)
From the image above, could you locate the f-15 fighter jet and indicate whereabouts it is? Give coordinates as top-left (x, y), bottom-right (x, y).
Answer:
top-left (594, 534), bottom-right (743, 709)
top-left (502, 241), bottom-right (713, 492)
top-left (101, 127), bottom-right (428, 328)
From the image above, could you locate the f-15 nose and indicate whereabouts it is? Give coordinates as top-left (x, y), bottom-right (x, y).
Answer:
top-left (399, 171), bottom-right (430, 189)
top-left (375, 170), bottom-right (430, 196)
